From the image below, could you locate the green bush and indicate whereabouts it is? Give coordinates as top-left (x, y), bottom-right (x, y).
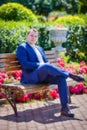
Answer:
top-left (54, 15), bottom-right (85, 27)
top-left (37, 27), bottom-right (55, 50)
top-left (48, 11), bottom-right (67, 21)
top-left (78, 14), bottom-right (87, 26)
top-left (0, 20), bottom-right (29, 53)
top-left (36, 15), bottom-right (47, 23)
top-left (0, 2), bottom-right (38, 23)
top-left (0, 20), bottom-right (54, 53)
top-left (63, 25), bottom-right (87, 62)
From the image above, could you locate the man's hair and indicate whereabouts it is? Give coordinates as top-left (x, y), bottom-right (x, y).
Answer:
top-left (27, 28), bottom-right (38, 35)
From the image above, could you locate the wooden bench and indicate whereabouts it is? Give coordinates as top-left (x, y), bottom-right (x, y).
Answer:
top-left (0, 50), bottom-right (72, 116)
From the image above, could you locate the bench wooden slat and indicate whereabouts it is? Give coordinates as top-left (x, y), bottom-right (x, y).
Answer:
top-left (0, 57), bottom-right (56, 64)
top-left (0, 50), bottom-right (57, 72)
top-left (0, 83), bottom-right (58, 96)
top-left (0, 53), bottom-right (16, 58)
top-left (0, 65), bottom-right (21, 72)
top-left (0, 62), bottom-right (20, 68)
top-left (0, 51), bottom-right (56, 58)
top-left (46, 55), bottom-right (57, 59)
top-left (0, 58), bottom-right (18, 63)
top-left (45, 50), bottom-right (56, 55)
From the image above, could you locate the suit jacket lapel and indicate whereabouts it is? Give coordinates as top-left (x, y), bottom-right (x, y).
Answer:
top-left (36, 46), bottom-right (47, 62)
top-left (25, 42), bottom-right (39, 62)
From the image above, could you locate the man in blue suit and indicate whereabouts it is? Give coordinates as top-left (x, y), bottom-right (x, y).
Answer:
top-left (16, 28), bottom-right (84, 117)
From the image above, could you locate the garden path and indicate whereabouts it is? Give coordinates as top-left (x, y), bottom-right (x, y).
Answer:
top-left (0, 94), bottom-right (87, 130)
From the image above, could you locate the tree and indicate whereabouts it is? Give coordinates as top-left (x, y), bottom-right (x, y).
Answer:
top-left (0, 0), bottom-right (79, 16)
top-left (78, 0), bottom-right (87, 13)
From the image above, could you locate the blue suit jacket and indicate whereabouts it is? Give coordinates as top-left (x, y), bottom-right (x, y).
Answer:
top-left (16, 42), bottom-right (48, 84)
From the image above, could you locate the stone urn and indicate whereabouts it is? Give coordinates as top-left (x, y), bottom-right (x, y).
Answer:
top-left (49, 27), bottom-right (68, 57)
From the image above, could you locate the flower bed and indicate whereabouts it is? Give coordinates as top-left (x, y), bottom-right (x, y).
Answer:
top-left (0, 58), bottom-right (87, 102)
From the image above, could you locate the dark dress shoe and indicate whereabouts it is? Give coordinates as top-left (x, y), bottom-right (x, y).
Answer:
top-left (69, 73), bottom-right (84, 82)
top-left (61, 105), bottom-right (74, 117)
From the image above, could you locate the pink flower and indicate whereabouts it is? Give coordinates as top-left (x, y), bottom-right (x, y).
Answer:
top-left (80, 61), bottom-right (86, 67)
top-left (0, 72), bottom-right (11, 84)
top-left (79, 66), bottom-right (87, 74)
top-left (0, 72), bottom-right (8, 79)
top-left (57, 57), bottom-right (65, 67)
top-left (54, 87), bottom-right (58, 93)
top-left (11, 70), bottom-right (22, 80)
top-left (84, 88), bottom-right (87, 94)
top-left (69, 83), bottom-right (84, 94)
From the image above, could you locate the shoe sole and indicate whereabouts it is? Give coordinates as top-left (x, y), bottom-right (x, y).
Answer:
top-left (61, 112), bottom-right (74, 118)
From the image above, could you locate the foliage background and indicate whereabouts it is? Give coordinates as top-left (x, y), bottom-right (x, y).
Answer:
top-left (0, 0), bottom-right (87, 16)
top-left (0, 1), bottom-right (87, 63)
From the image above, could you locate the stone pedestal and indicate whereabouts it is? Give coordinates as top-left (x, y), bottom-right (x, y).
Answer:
top-left (49, 27), bottom-right (68, 57)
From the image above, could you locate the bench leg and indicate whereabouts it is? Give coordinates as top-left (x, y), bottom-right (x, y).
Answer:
top-left (68, 87), bottom-right (71, 104)
top-left (5, 93), bottom-right (18, 116)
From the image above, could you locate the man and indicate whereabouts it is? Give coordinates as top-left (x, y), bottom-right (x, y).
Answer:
top-left (16, 28), bottom-right (84, 117)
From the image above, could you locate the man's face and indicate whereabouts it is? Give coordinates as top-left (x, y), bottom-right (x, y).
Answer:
top-left (27, 30), bottom-right (38, 45)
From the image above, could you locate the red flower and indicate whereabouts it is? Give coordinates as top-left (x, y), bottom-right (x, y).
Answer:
top-left (16, 94), bottom-right (28, 102)
top-left (0, 78), bottom-right (4, 84)
top-left (34, 93), bottom-right (41, 99)
top-left (49, 89), bottom-right (59, 99)
top-left (28, 93), bottom-right (34, 100)
top-left (0, 92), bottom-right (6, 98)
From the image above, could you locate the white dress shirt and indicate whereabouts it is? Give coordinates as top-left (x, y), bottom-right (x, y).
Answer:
top-left (30, 44), bottom-right (45, 63)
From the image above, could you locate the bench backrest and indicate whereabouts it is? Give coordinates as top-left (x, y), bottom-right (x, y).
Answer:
top-left (0, 50), bottom-right (57, 73)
